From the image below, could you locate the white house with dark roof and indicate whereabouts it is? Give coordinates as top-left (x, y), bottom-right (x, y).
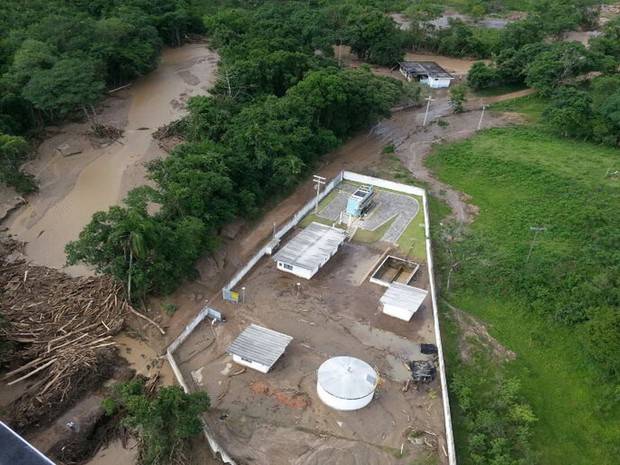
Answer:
top-left (399, 61), bottom-right (454, 88)
top-left (273, 222), bottom-right (346, 279)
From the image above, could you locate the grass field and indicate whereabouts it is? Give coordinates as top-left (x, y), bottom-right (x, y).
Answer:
top-left (427, 125), bottom-right (620, 465)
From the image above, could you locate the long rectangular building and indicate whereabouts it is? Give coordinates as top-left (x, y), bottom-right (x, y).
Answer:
top-left (273, 222), bottom-right (346, 279)
top-left (227, 324), bottom-right (293, 373)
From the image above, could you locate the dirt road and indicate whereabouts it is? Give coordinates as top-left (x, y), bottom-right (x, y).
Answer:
top-left (4, 44), bottom-right (219, 275)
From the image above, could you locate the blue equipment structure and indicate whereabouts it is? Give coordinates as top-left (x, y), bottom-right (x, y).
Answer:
top-left (346, 185), bottom-right (375, 217)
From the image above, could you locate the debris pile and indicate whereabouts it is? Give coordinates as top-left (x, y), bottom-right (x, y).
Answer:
top-left (409, 360), bottom-right (437, 385)
top-left (0, 241), bottom-right (130, 431)
top-left (420, 343), bottom-right (438, 355)
top-left (89, 123), bottom-right (124, 141)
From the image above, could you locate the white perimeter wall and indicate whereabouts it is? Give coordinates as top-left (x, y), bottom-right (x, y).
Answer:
top-left (166, 171), bottom-right (456, 465)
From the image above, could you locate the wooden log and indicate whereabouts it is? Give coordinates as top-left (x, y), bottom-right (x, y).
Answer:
top-left (107, 83), bottom-right (132, 94)
top-left (127, 306), bottom-right (165, 335)
top-left (7, 358), bottom-right (57, 385)
top-left (3, 356), bottom-right (49, 379)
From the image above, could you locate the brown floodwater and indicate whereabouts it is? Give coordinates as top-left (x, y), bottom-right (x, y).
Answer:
top-left (6, 44), bottom-right (219, 275)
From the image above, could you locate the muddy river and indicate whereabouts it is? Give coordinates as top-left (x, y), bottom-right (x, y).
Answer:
top-left (5, 44), bottom-right (219, 275)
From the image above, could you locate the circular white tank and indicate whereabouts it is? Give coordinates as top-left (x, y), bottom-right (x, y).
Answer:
top-left (317, 356), bottom-right (378, 411)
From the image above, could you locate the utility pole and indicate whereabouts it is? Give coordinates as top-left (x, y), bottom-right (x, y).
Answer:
top-left (313, 174), bottom-right (326, 213)
top-left (526, 226), bottom-right (547, 263)
top-left (477, 105), bottom-right (486, 131)
top-left (423, 95), bottom-right (434, 127)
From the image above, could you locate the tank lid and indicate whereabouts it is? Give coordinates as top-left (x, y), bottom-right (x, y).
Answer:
top-left (317, 356), bottom-right (377, 400)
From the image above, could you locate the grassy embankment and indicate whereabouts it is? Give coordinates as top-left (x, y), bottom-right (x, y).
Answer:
top-left (426, 95), bottom-right (620, 465)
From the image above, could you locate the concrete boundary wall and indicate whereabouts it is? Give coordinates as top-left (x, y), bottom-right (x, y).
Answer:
top-left (422, 191), bottom-right (457, 465)
top-left (223, 172), bottom-right (344, 292)
top-left (166, 171), bottom-right (456, 465)
top-left (342, 171), bottom-right (426, 197)
top-left (342, 170), bottom-right (456, 465)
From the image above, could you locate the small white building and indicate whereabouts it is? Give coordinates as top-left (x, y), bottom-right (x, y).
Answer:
top-left (399, 61), bottom-right (454, 88)
top-left (227, 324), bottom-right (293, 373)
top-left (273, 222), bottom-right (346, 279)
top-left (317, 356), bottom-right (378, 411)
top-left (380, 282), bottom-right (429, 321)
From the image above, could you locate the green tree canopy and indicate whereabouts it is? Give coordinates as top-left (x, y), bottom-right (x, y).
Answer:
top-left (543, 87), bottom-right (593, 139)
top-left (0, 133), bottom-right (37, 193)
top-left (147, 142), bottom-right (237, 226)
top-left (467, 62), bottom-right (500, 90)
top-left (344, 8), bottom-right (405, 65)
top-left (525, 42), bottom-right (597, 96)
top-left (65, 199), bottom-right (209, 297)
top-left (23, 56), bottom-right (104, 116)
top-left (111, 379), bottom-right (210, 465)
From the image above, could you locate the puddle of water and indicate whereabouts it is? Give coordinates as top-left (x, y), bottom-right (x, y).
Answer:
top-left (114, 334), bottom-right (175, 386)
top-left (6, 44), bottom-right (219, 273)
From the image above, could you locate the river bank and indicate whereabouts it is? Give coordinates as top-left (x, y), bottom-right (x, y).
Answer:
top-left (3, 44), bottom-right (219, 275)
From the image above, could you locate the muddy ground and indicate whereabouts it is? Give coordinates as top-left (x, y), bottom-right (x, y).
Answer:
top-left (0, 43), bottom-right (221, 465)
top-left (0, 36), bottom-right (533, 465)
top-left (175, 237), bottom-right (445, 465)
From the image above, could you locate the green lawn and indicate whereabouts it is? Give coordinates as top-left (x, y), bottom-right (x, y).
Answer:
top-left (490, 94), bottom-right (549, 122)
top-left (395, 204), bottom-right (427, 259)
top-left (427, 126), bottom-right (620, 465)
top-left (299, 178), bottom-right (428, 260)
top-left (352, 215), bottom-right (396, 243)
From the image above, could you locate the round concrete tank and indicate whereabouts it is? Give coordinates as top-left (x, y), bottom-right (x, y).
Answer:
top-left (317, 356), bottom-right (378, 411)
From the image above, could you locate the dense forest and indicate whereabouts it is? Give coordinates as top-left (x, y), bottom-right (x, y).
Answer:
top-left (0, 0), bottom-right (205, 192)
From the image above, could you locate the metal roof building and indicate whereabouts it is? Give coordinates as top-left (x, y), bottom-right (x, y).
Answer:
top-left (380, 282), bottom-right (429, 321)
top-left (0, 421), bottom-right (55, 465)
top-left (273, 222), bottom-right (346, 279)
top-left (227, 324), bottom-right (293, 373)
top-left (399, 61), bottom-right (454, 88)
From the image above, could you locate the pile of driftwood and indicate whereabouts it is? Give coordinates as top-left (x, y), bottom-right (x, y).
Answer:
top-left (89, 123), bottom-right (124, 141)
top-left (0, 251), bottom-right (131, 431)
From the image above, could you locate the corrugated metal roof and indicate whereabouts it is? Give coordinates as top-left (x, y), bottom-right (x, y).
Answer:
top-left (0, 421), bottom-right (56, 465)
top-left (227, 324), bottom-right (293, 369)
top-left (380, 282), bottom-right (428, 314)
top-left (399, 61), bottom-right (453, 79)
top-left (273, 222), bottom-right (345, 271)
top-left (317, 357), bottom-right (377, 400)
